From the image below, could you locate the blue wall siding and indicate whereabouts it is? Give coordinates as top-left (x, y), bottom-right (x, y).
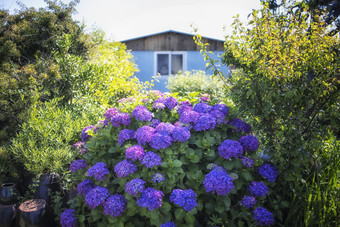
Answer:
top-left (131, 51), bottom-right (229, 92)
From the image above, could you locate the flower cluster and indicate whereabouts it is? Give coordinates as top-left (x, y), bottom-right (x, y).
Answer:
top-left (118, 129), bottom-right (136, 146)
top-left (76, 179), bottom-right (94, 196)
top-left (114, 159), bottom-right (138, 178)
top-left (170, 189), bottom-right (198, 212)
top-left (87, 162), bottom-right (109, 181)
top-left (125, 178), bottom-right (146, 196)
top-left (228, 118), bottom-right (251, 133)
top-left (165, 96), bottom-right (178, 110)
top-left (240, 156), bottom-right (255, 168)
top-left (240, 195), bottom-right (257, 209)
top-left (253, 207), bottom-right (274, 226)
top-left (60, 209), bottom-right (77, 227)
top-left (152, 173), bottom-right (165, 183)
top-left (69, 159), bottom-right (87, 173)
top-left (239, 135), bottom-right (259, 152)
top-left (203, 167), bottom-right (235, 196)
top-left (132, 105), bottom-right (153, 121)
top-left (248, 182), bottom-right (269, 197)
top-left (103, 108), bottom-right (119, 120)
top-left (140, 151), bottom-right (162, 168)
top-left (218, 139), bottom-right (243, 159)
top-left (136, 187), bottom-right (164, 211)
top-left (258, 163), bottom-right (278, 182)
top-left (193, 102), bottom-right (212, 113)
top-left (126, 145), bottom-right (145, 161)
top-left (193, 113), bottom-right (216, 131)
top-left (136, 126), bottom-right (155, 145)
top-left (85, 186), bottom-right (109, 210)
top-left (103, 194), bottom-right (127, 217)
top-left (111, 113), bottom-right (131, 127)
top-left (171, 126), bottom-right (190, 142)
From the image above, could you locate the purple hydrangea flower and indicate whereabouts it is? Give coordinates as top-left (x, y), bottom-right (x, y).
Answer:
top-left (104, 108), bottom-right (119, 120)
top-left (171, 126), bottom-right (191, 142)
top-left (170, 189), bottom-right (198, 212)
top-left (85, 186), bottom-right (109, 210)
top-left (228, 118), bottom-right (251, 133)
top-left (131, 105), bottom-right (153, 121)
top-left (240, 156), bottom-right (255, 168)
top-left (193, 103), bottom-right (212, 113)
top-left (81, 125), bottom-right (95, 141)
top-left (218, 139), bottom-right (244, 159)
top-left (150, 119), bottom-right (161, 128)
top-left (125, 178), bottom-right (146, 196)
top-left (239, 135), bottom-right (259, 152)
top-left (141, 151), bottom-right (162, 168)
top-left (136, 187), bottom-right (164, 211)
top-left (200, 96), bottom-right (211, 102)
top-left (126, 145), bottom-right (145, 161)
top-left (76, 179), bottom-right (94, 196)
top-left (248, 182), bottom-right (269, 197)
top-left (70, 159), bottom-right (87, 173)
top-left (152, 173), bottom-right (165, 183)
top-left (240, 195), bottom-right (257, 209)
top-left (73, 141), bottom-right (85, 148)
top-left (161, 222), bottom-right (176, 227)
top-left (179, 110), bottom-right (199, 124)
top-left (203, 168), bottom-right (235, 196)
top-left (114, 159), bottom-right (138, 178)
top-left (153, 102), bottom-right (166, 110)
top-left (60, 209), bottom-right (76, 227)
top-left (253, 207), bottom-right (275, 226)
top-left (210, 110), bottom-right (226, 125)
top-left (118, 129), bottom-right (136, 146)
top-left (149, 133), bottom-right (173, 150)
top-left (111, 113), bottom-right (131, 127)
top-left (212, 103), bottom-right (229, 116)
top-left (142, 98), bottom-right (151, 104)
top-left (103, 194), bottom-right (127, 217)
top-left (148, 90), bottom-right (163, 99)
top-left (165, 97), bottom-right (178, 110)
top-left (258, 163), bottom-right (278, 182)
top-left (193, 113), bottom-right (216, 131)
top-left (87, 162), bottom-right (109, 181)
top-left (155, 122), bottom-right (175, 135)
top-left (177, 105), bottom-right (193, 115)
top-left (136, 126), bottom-right (155, 145)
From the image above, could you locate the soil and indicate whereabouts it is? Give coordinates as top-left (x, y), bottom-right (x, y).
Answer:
top-left (19, 199), bottom-right (46, 212)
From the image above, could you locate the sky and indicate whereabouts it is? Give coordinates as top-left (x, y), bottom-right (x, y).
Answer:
top-left (1, 0), bottom-right (262, 41)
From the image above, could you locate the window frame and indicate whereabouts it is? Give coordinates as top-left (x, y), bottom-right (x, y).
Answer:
top-left (154, 51), bottom-right (187, 77)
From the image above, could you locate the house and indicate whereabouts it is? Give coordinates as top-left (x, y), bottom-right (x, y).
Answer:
top-left (121, 30), bottom-right (228, 91)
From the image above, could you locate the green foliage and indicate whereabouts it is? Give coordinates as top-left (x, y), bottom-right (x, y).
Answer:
top-left (166, 70), bottom-right (227, 100)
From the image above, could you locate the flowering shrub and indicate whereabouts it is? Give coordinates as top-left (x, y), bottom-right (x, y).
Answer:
top-left (66, 91), bottom-right (278, 226)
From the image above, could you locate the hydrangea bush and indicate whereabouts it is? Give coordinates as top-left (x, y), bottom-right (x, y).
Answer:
top-left (63, 91), bottom-right (278, 226)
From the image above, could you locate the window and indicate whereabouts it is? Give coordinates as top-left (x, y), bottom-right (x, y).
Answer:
top-left (155, 52), bottom-right (186, 76)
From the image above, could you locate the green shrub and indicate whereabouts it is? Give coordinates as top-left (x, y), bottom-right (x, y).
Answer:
top-left (63, 91), bottom-right (279, 226)
top-left (166, 71), bottom-right (226, 100)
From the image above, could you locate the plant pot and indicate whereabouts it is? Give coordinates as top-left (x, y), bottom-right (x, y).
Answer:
top-left (18, 199), bottom-right (46, 227)
top-left (0, 204), bottom-right (17, 227)
top-left (0, 183), bottom-right (18, 205)
top-left (34, 173), bottom-right (62, 202)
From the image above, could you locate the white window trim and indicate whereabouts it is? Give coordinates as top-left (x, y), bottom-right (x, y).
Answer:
top-left (154, 51), bottom-right (187, 77)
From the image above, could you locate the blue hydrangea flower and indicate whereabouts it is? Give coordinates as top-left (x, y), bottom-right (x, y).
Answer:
top-left (248, 182), bottom-right (269, 197)
top-left (118, 129), bottom-right (136, 146)
top-left (203, 168), bottom-right (235, 196)
top-left (155, 122), bottom-right (175, 135)
top-left (150, 119), bottom-right (161, 127)
top-left (70, 159), bottom-right (87, 173)
top-left (228, 118), bottom-right (252, 133)
top-left (104, 108), bottom-right (119, 120)
top-left (140, 151), bottom-right (162, 168)
top-left (177, 105), bottom-right (193, 115)
top-left (136, 126), bottom-right (155, 145)
top-left (160, 222), bottom-right (176, 227)
top-left (125, 178), bottom-right (146, 196)
top-left (87, 162), bottom-right (109, 181)
top-left (179, 110), bottom-right (199, 124)
top-left (212, 103), bottom-right (229, 116)
top-left (193, 103), bottom-right (212, 113)
top-left (76, 179), bottom-right (94, 196)
top-left (152, 173), bottom-right (165, 183)
top-left (81, 125), bottom-right (95, 141)
top-left (239, 135), bottom-right (259, 152)
top-left (131, 105), bottom-right (153, 121)
top-left (85, 186), bottom-right (109, 210)
top-left (240, 195), bottom-right (257, 209)
top-left (240, 156), bottom-right (255, 168)
top-left (193, 113), bottom-right (216, 131)
top-left (111, 113), bottom-right (131, 127)
top-left (171, 126), bottom-right (191, 142)
top-left (210, 110), bottom-right (226, 125)
top-left (253, 207), bottom-right (275, 226)
top-left (60, 209), bottom-right (76, 227)
top-left (258, 163), bottom-right (278, 182)
top-left (126, 145), bottom-right (145, 161)
top-left (165, 96), bottom-right (178, 110)
top-left (136, 187), bottom-right (164, 211)
top-left (170, 189), bottom-right (198, 212)
top-left (103, 194), bottom-right (127, 217)
top-left (114, 159), bottom-right (138, 178)
top-left (218, 139), bottom-right (244, 159)
top-left (149, 133), bottom-right (173, 150)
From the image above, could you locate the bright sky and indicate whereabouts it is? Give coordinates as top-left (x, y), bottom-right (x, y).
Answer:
top-left (1, 0), bottom-right (262, 41)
